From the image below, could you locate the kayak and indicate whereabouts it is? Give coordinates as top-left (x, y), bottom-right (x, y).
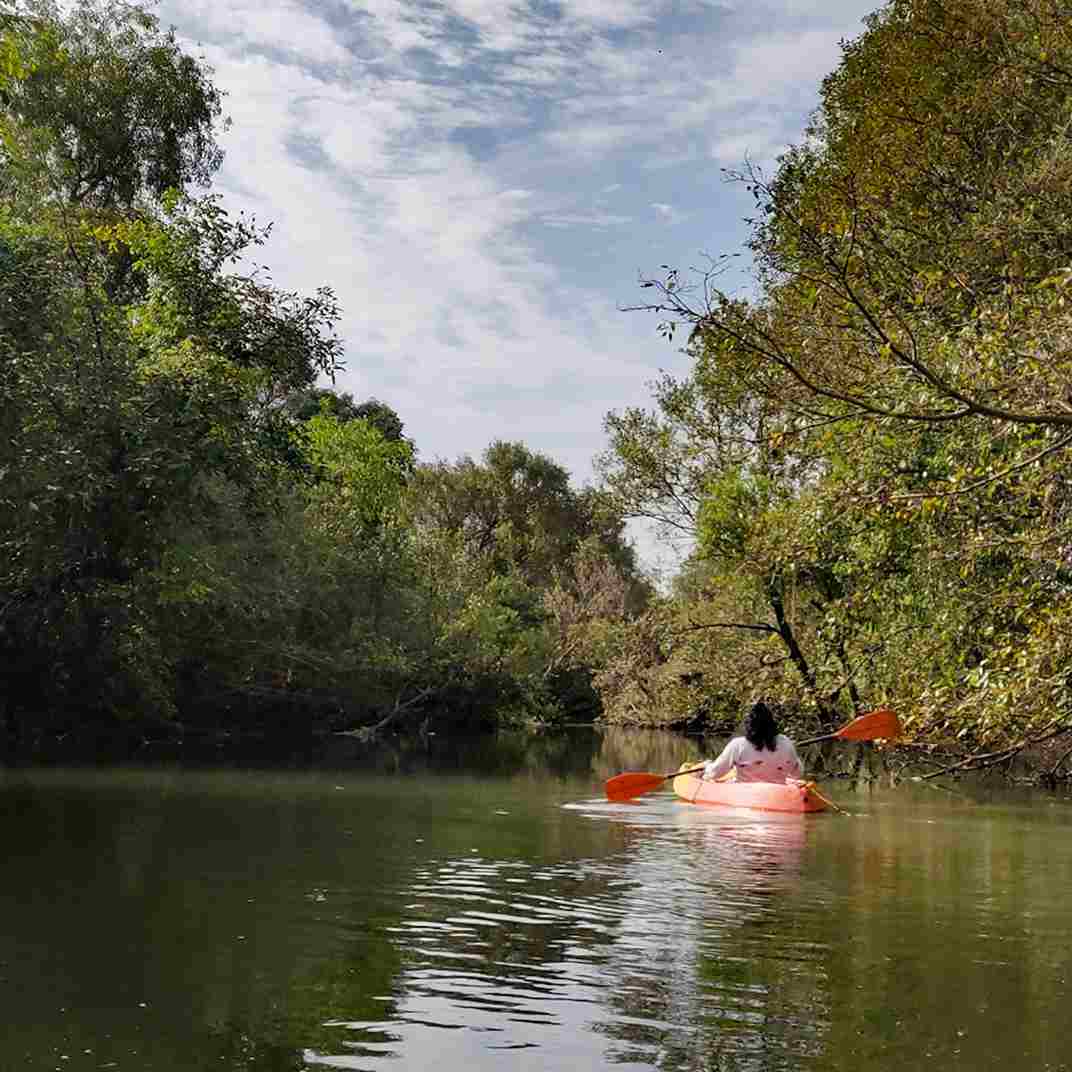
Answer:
top-left (671, 764), bottom-right (829, 813)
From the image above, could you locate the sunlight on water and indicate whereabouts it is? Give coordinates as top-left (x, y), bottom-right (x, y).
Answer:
top-left (304, 797), bottom-right (831, 1071)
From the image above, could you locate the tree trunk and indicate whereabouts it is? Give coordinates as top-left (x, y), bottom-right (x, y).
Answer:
top-left (767, 576), bottom-right (835, 725)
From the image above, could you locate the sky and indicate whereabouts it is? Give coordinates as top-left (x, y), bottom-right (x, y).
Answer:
top-left (158, 0), bottom-right (877, 570)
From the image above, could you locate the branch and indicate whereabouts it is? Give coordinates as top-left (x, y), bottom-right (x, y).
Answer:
top-left (920, 719), bottom-right (1070, 780)
top-left (885, 432), bottom-right (1072, 502)
top-left (629, 281), bottom-right (973, 425)
top-left (1046, 741), bottom-right (1072, 782)
top-left (334, 685), bottom-right (442, 740)
top-left (671, 620), bottom-right (779, 636)
top-left (708, 163), bottom-right (1072, 430)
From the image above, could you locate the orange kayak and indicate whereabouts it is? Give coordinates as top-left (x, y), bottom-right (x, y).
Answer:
top-left (672, 764), bottom-right (829, 813)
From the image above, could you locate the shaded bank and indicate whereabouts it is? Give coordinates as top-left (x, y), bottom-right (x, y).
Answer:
top-left (4, 716), bottom-right (1069, 790)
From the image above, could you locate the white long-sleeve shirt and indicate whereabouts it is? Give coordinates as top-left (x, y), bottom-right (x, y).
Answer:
top-left (702, 734), bottom-right (802, 783)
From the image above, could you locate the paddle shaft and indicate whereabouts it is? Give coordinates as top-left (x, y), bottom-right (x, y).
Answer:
top-left (672, 763), bottom-right (708, 780)
top-left (797, 708), bottom-right (900, 747)
top-left (797, 730), bottom-right (840, 747)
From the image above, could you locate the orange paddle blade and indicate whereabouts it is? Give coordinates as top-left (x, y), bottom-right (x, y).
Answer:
top-left (833, 707), bottom-right (901, 741)
top-left (604, 772), bottom-right (669, 802)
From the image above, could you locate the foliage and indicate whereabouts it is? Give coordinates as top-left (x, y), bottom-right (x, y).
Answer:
top-left (0, 0), bottom-right (224, 209)
top-left (0, 0), bottom-right (344, 734)
top-left (284, 388), bottom-right (408, 444)
top-left (392, 444), bottom-right (650, 726)
top-left (608, 0), bottom-right (1072, 758)
top-left (409, 440), bottom-right (643, 592)
top-left (0, 0), bottom-right (647, 749)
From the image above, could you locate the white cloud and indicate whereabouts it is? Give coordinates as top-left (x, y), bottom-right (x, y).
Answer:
top-left (158, 0), bottom-right (876, 566)
top-left (560, 0), bottom-right (654, 27)
top-left (186, 42), bottom-right (645, 411)
top-left (731, 27), bottom-right (851, 92)
top-left (169, 0), bottom-right (352, 65)
top-left (651, 202), bottom-right (686, 225)
top-left (541, 212), bottom-right (633, 228)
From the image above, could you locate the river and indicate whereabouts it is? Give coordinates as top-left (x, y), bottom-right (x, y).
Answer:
top-left (2, 728), bottom-right (1070, 1071)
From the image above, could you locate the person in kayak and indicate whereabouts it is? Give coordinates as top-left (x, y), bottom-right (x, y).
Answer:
top-left (702, 701), bottom-right (802, 783)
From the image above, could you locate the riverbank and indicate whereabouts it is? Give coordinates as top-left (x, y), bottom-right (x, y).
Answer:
top-left (5, 711), bottom-right (1071, 791)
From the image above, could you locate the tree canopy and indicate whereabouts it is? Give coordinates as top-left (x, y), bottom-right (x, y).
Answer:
top-left (0, 0), bottom-right (224, 209)
top-left (12, 0), bottom-right (1072, 777)
top-left (0, 1), bottom-right (649, 748)
top-left (606, 0), bottom-right (1072, 769)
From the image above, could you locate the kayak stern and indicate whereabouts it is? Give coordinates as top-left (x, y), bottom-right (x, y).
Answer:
top-left (672, 765), bottom-right (830, 813)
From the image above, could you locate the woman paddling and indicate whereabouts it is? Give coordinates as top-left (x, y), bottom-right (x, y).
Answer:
top-left (702, 701), bottom-right (802, 783)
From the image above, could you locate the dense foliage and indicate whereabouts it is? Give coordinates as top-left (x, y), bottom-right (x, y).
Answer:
top-left (8, 0), bottom-right (1072, 771)
top-left (0, 1), bottom-right (646, 749)
top-left (605, 0), bottom-right (1072, 767)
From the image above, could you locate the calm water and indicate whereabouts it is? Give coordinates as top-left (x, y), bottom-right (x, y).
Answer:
top-left (2, 729), bottom-right (1071, 1072)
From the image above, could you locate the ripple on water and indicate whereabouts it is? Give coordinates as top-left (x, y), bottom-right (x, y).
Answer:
top-left (305, 796), bottom-right (835, 1071)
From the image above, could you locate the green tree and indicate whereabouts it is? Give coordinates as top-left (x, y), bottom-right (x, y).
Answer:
top-left (635, 0), bottom-right (1072, 433)
top-left (0, 0), bottom-right (224, 210)
top-left (409, 440), bottom-right (639, 589)
top-left (619, 0), bottom-right (1072, 752)
top-left (0, 2), bottom-right (341, 734)
top-left (388, 443), bottom-right (649, 727)
top-left (285, 387), bottom-right (362, 423)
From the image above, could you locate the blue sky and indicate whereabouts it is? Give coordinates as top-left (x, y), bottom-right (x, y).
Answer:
top-left (159, 0), bottom-right (876, 568)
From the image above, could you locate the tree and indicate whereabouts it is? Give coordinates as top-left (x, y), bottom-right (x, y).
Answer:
top-left (284, 388), bottom-right (409, 445)
top-left (0, 3), bottom-right (342, 731)
top-left (599, 355), bottom-right (864, 726)
top-left (384, 442), bottom-right (650, 726)
top-left (634, 0), bottom-right (1072, 432)
top-left (617, 0), bottom-right (1072, 751)
top-left (408, 441), bottom-right (639, 589)
top-left (351, 398), bottom-right (406, 443)
top-left (0, 0), bottom-right (224, 210)
top-left (303, 411), bottom-right (413, 532)
top-left (1, 0), bottom-right (654, 743)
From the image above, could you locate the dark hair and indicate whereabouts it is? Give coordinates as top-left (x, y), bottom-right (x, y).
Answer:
top-left (744, 702), bottom-right (779, 752)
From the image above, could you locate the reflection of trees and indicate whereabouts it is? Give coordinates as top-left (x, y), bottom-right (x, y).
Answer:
top-left (595, 726), bottom-right (703, 784)
top-left (810, 796), bottom-right (1072, 1070)
top-left (0, 764), bottom-right (834, 1071)
top-left (0, 769), bottom-right (411, 1072)
top-left (4, 753), bottom-right (1072, 1071)
top-left (0, 761), bottom-right (631, 1070)
top-left (317, 726), bottom-right (602, 780)
top-left (199, 1018), bottom-right (307, 1072)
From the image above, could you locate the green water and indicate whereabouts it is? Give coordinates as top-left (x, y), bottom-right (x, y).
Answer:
top-left (2, 730), bottom-right (1071, 1072)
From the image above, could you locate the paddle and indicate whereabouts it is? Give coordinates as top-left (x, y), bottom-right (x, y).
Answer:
top-left (795, 707), bottom-right (901, 746)
top-left (603, 707), bottom-right (901, 802)
top-left (604, 765), bottom-right (709, 802)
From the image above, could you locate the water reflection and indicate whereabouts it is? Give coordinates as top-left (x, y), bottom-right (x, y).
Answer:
top-left (586, 804), bottom-right (825, 1072)
top-left (304, 854), bottom-right (628, 1069)
top-left (3, 743), bottom-right (1072, 1072)
top-left (302, 799), bottom-right (825, 1072)
top-left (671, 807), bottom-right (808, 887)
